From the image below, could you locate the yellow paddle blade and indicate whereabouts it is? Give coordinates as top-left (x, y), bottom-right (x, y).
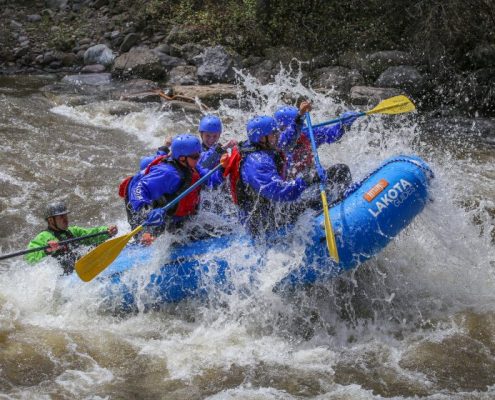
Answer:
top-left (366, 95), bottom-right (415, 115)
top-left (321, 190), bottom-right (339, 263)
top-left (75, 225), bottom-right (144, 282)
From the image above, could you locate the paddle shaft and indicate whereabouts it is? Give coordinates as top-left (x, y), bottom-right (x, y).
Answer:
top-left (305, 112), bottom-right (340, 262)
top-left (306, 112), bottom-right (366, 131)
top-left (0, 230), bottom-right (110, 261)
top-left (305, 95), bottom-right (415, 131)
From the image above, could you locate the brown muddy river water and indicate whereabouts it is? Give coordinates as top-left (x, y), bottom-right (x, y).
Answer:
top-left (0, 74), bottom-right (494, 399)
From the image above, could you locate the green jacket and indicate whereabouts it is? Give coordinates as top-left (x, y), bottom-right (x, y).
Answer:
top-left (25, 225), bottom-right (109, 264)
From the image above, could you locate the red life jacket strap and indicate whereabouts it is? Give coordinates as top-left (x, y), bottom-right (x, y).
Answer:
top-left (118, 176), bottom-right (133, 198)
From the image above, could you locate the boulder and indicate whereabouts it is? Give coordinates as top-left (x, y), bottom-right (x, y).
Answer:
top-left (195, 46), bottom-right (239, 84)
top-left (45, 0), bottom-right (68, 10)
top-left (366, 51), bottom-right (416, 78)
top-left (339, 51), bottom-right (416, 79)
top-left (375, 66), bottom-right (425, 95)
top-left (152, 52), bottom-right (186, 70)
top-left (112, 47), bottom-right (165, 80)
top-left (62, 73), bottom-right (112, 86)
top-left (246, 60), bottom-right (275, 84)
top-left (349, 86), bottom-right (402, 106)
top-left (26, 14), bottom-right (42, 22)
top-left (119, 33), bottom-right (140, 53)
top-left (312, 66), bottom-right (364, 93)
top-left (83, 44), bottom-right (115, 66)
top-left (167, 66), bottom-right (198, 85)
top-left (81, 64), bottom-right (106, 73)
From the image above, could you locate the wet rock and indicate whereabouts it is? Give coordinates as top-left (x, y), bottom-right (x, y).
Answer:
top-left (375, 66), bottom-right (425, 95)
top-left (62, 72), bottom-right (112, 86)
top-left (112, 47), bottom-right (165, 80)
top-left (154, 43), bottom-right (170, 55)
top-left (119, 33), bottom-right (140, 52)
top-left (45, 0), bottom-right (68, 10)
top-left (340, 51), bottom-right (416, 80)
top-left (246, 59), bottom-right (275, 84)
top-left (312, 66), bottom-right (364, 93)
top-left (92, 0), bottom-right (108, 9)
top-left (196, 45), bottom-right (240, 84)
top-left (242, 55), bottom-right (264, 68)
top-left (169, 43), bottom-right (204, 64)
top-left (26, 14), bottom-right (42, 22)
top-left (61, 52), bottom-right (77, 66)
top-left (153, 52), bottom-right (186, 70)
top-left (310, 53), bottom-right (337, 69)
top-left (10, 20), bottom-right (22, 30)
top-left (367, 51), bottom-right (416, 78)
top-left (14, 47), bottom-right (29, 59)
top-left (81, 64), bottom-right (106, 73)
top-left (349, 86), bottom-right (402, 106)
top-left (167, 65), bottom-right (198, 85)
top-left (84, 44), bottom-right (115, 66)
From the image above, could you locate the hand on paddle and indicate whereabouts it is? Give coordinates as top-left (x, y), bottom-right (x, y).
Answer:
top-left (108, 225), bottom-right (118, 236)
top-left (223, 139), bottom-right (237, 149)
top-left (146, 208), bottom-right (165, 226)
top-left (298, 100), bottom-right (312, 116)
top-left (220, 153), bottom-right (230, 169)
top-left (46, 240), bottom-right (66, 253)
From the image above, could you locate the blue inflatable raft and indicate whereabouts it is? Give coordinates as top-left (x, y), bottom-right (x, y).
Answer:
top-left (97, 155), bottom-right (433, 308)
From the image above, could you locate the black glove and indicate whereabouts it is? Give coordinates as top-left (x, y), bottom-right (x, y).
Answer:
top-left (302, 169), bottom-right (321, 186)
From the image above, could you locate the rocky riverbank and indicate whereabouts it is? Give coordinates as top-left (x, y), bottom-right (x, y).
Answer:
top-left (1, 0), bottom-right (495, 120)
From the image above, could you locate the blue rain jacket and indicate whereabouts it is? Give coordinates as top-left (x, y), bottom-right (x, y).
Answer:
top-left (240, 147), bottom-right (308, 203)
top-left (128, 161), bottom-right (223, 212)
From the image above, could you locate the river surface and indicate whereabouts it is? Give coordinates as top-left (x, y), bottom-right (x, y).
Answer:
top-left (0, 73), bottom-right (494, 399)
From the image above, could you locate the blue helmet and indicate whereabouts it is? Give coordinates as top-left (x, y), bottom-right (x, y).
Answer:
top-left (274, 105), bottom-right (298, 128)
top-left (199, 115), bottom-right (222, 134)
top-left (247, 115), bottom-right (278, 143)
top-left (171, 134), bottom-right (202, 160)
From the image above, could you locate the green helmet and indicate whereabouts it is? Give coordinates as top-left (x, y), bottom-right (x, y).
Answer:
top-left (44, 201), bottom-right (69, 219)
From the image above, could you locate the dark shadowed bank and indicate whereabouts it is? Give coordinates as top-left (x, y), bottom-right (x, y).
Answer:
top-left (1, 0), bottom-right (494, 117)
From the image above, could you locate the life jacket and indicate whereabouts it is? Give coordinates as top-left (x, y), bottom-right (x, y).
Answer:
top-left (46, 228), bottom-right (77, 275)
top-left (119, 154), bottom-right (168, 199)
top-left (140, 155), bottom-right (201, 218)
top-left (289, 134), bottom-right (313, 176)
top-left (223, 142), bottom-right (286, 205)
